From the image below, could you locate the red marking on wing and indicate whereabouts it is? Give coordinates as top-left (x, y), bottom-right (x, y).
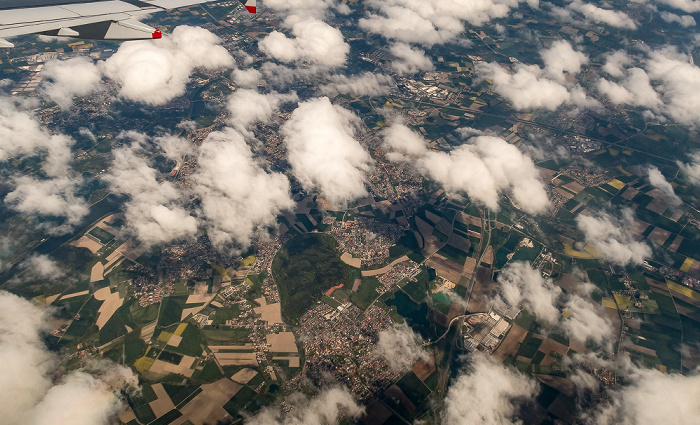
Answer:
top-left (245, 5), bottom-right (256, 13)
top-left (152, 29), bottom-right (162, 39)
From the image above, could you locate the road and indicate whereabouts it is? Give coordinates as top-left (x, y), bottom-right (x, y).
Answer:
top-left (433, 208), bottom-right (493, 399)
top-left (421, 312), bottom-right (484, 347)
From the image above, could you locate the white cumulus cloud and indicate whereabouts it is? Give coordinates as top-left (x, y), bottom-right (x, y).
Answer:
top-left (192, 129), bottom-right (294, 249)
top-left (320, 73), bottom-right (395, 96)
top-left (576, 209), bottom-right (651, 266)
top-left (382, 123), bottom-right (550, 214)
top-left (100, 26), bottom-right (234, 105)
top-left (389, 43), bottom-right (434, 75)
top-left (567, 0), bottom-right (637, 29)
top-left (443, 352), bottom-right (538, 425)
top-left (259, 19), bottom-right (349, 69)
top-left (360, 0), bottom-right (536, 47)
top-left (282, 97), bottom-right (373, 207)
top-left (677, 151), bottom-right (700, 185)
top-left (41, 56), bottom-right (103, 109)
top-left (246, 387), bottom-right (363, 425)
top-left (102, 133), bottom-right (198, 245)
top-left (647, 166), bottom-right (682, 205)
top-left (0, 291), bottom-right (138, 425)
top-left (588, 359), bottom-right (700, 425)
top-left (227, 89), bottom-right (298, 132)
top-left (0, 97), bottom-right (88, 231)
top-left (496, 261), bottom-right (562, 325)
top-left (660, 11), bottom-right (696, 26)
top-left (376, 323), bottom-right (431, 371)
top-left (477, 40), bottom-right (596, 111)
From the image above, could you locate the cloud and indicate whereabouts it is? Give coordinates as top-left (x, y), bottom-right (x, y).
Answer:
top-left (0, 291), bottom-right (138, 425)
top-left (602, 51), bottom-right (634, 78)
top-left (647, 166), bottom-right (682, 205)
top-left (0, 97), bottom-right (88, 232)
top-left (540, 40), bottom-right (589, 83)
top-left (478, 62), bottom-right (573, 110)
top-left (382, 123), bottom-right (550, 214)
top-left (227, 89), bottom-right (298, 131)
top-left (232, 68), bottom-right (262, 88)
top-left (443, 352), bottom-right (538, 425)
top-left (5, 176), bottom-right (88, 234)
top-left (262, 0), bottom-right (349, 20)
top-left (104, 129), bottom-right (294, 251)
top-left (389, 43), bottom-right (434, 75)
top-left (282, 97), bottom-right (373, 207)
top-left (644, 47), bottom-right (700, 125)
top-left (597, 67), bottom-right (661, 109)
top-left (561, 294), bottom-right (614, 348)
top-left (576, 209), bottom-right (651, 266)
top-left (476, 40), bottom-right (596, 111)
top-left (381, 121), bottom-right (430, 162)
top-left (245, 387), bottom-right (363, 425)
top-left (191, 129), bottom-right (294, 249)
top-left (359, 0), bottom-right (535, 47)
top-left (567, 0), bottom-right (637, 29)
top-left (496, 261), bottom-right (562, 324)
top-left (660, 11), bottom-right (696, 26)
top-left (102, 133), bottom-right (198, 245)
top-left (258, 19), bottom-right (349, 69)
top-left (157, 134), bottom-right (192, 162)
top-left (657, 0), bottom-right (700, 13)
top-left (495, 263), bottom-right (613, 346)
top-left (40, 57), bottom-right (103, 109)
top-left (597, 47), bottom-right (700, 124)
top-left (677, 151), bottom-right (700, 185)
top-left (260, 62), bottom-right (307, 88)
top-left (319, 72), bottom-right (395, 96)
top-left (0, 97), bottom-right (73, 176)
top-left (100, 26), bottom-right (234, 105)
top-left (588, 360), bottom-right (700, 425)
top-left (375, 323), bottom-right (431, 371)
top-left (20, 254), bottom-right (64, 280)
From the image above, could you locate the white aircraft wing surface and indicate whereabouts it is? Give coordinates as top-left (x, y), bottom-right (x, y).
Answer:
top-left (0, 0), bottom-right (256, 46)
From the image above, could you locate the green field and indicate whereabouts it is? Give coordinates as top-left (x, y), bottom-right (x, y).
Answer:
top-left (388, 232), bottom-right (425, 264)
top-left (158, 297), bottom-right (184, 328)
top-left (131, 404), bottom-right (156, 424)
top-left (223, 386), bottom-right (258, 418)
top-left (202, 328), bottom-right (250, 345)
top-left (149, 410), bottom-right (182, 425)
top-left (193, 361), bottom-right (223, 381)
top-left (513, 310), bottom-right (536, 331)
top-left (518, 335), bottom-right (543, 358)
top-left (586, 269), bottom-right (610, 292)
top-left (163, 384), bottom-right (201, 407)
top-left (272, 234), bottom-right (351, 324)
top-left (166, 324), bottom-right (204, 357)
top-left (63, 296), bottom-right (103, 340)
top-left (210, 306), bottom-right (241, 326)
top-left (99, 312), bottom-right (128, 344)
top-left (88, 226), bottom-right (115, 244)
top-left (511, 242), bottom-right (541, 263)
top-left (321, 295), bottom-right (342, 308)
top-left (396, 371), bottom-right (432, 406)
top-left (402, 274), bottom-right (428, 303)
top-left (437, 243), bottom-right (468, 266)
top-left (128, 300), bottom-right (159, 327)
top-left (350, 277), bottom-right (381, 309)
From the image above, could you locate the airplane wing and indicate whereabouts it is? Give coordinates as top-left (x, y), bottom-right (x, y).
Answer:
top-left (0, 0), bottom-right (256, 47)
